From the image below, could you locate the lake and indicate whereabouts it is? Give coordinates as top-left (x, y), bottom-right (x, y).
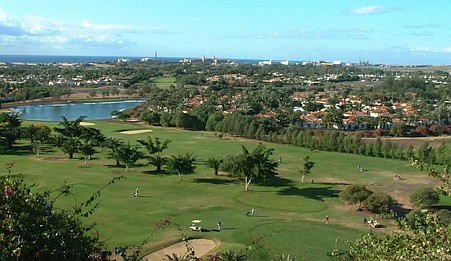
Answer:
top-left (12, 100), bottom-right (146, 121)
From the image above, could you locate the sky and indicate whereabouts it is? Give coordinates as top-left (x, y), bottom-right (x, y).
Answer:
top-left (0, 0), bottom-right (450, 65)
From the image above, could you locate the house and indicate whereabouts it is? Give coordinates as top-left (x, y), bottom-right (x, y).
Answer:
top-left (343, 119), bottom-right (367, 130)
top-left (299, 113), bottom-right (322, 129)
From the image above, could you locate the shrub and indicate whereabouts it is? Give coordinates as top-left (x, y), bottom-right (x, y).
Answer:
top-left (364, 192), bottom-right (394, 214)
top-left (436, 209), bottom-right (451, 226)
top-left (415, 126), bottom-right (430, 136)
top-left (339, 184), bottom-right (373, 210)
top-left (409, 187), bottom-right (440, 208)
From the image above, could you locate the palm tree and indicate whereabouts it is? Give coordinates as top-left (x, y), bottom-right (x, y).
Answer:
top-left (138, 136), bottom-right (171, 171)
top-left (61, 137), bottom-right (80, 159)
top-left (54, 116), bottom-right (85, 138)
top-left (166, 153), bottom-right (197, 181)
top-left (0, 112), bottom-right (22, 149)
top-left (78, 141), bottom-right (95, 165)
top-left (149, 153), bottom-right (168, 172)
top-left (219, 250), bottom-right (247, 261)
top-left (116, 142), bottom-right (144, 172)
top-left (163, 251), bottom-right (196, 261)
top-left (104, 137), bottom-right (124, 166)
top-left (205, 157), bottom-right (223, 175)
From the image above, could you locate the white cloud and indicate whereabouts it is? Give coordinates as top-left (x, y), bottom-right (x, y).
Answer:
top-left (442, 46), bottom-right (451, 53)
top-left (0, 7), bottom-right (10, 23)
top-left (81, 20), bottom-right (135, 31)
top-left (350, 6), bottom-right (397, 15)
top-left (248, 27), bottom-right (376, 40)
top-left (81, 20), bottom-right (177, 34)
top-left (0, 7), bottom-right (177, 53)
top-left (404, 23), bottom-right (441, 29)
top-left (22, 16), bottom-right (64, 36)
top-left (410, 46), bottom-right (432, 52)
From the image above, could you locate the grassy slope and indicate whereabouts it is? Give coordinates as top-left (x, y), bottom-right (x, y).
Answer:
top-left (2, 120), bottom-right (447, 260)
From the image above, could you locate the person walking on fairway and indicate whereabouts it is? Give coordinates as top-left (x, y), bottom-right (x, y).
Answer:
top-left (217, 220), bottom-right (221, 231)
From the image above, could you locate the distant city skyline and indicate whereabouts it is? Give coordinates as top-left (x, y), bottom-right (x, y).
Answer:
top-left (0, 0), bottom-right (450, 65)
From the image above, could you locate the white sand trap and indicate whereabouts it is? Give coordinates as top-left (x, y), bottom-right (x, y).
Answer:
top-left (80, 122), bottom-right (95, 126)
top-left (120, 129), bottom-right (153, 135)
top-left (143, 239), bottom-right (216, 260)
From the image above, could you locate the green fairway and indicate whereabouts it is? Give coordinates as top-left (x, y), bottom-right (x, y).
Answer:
top-left (1, 120), bottom-right (446, 260)
top-left (149, 77), bottom-right (176, 89)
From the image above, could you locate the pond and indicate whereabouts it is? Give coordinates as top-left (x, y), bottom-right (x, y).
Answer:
top-left (12, 100), bottom-right (146, 121)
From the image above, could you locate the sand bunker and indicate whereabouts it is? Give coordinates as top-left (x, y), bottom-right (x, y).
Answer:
top-left (143, 239), bottom-right (216, 260)
top-left (120, 129), bottom-right (153, 134)
top-left (80, 122), bottom-right (95, 126)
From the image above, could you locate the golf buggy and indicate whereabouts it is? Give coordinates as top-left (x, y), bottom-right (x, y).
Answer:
top-left (189, 220), bottom-right (203, 232)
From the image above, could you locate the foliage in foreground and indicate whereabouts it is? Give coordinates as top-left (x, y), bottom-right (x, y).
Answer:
top-left (0, 176), bottom-right (110, 260)
top-left (329, 211), bottom-right (451, 260)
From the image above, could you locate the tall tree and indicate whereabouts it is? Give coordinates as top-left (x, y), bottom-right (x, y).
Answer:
top-left (297, 155), bottom-right (315, 183)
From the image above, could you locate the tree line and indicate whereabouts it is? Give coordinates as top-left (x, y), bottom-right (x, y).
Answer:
top-left (137, 109), bottom-right (450, 166)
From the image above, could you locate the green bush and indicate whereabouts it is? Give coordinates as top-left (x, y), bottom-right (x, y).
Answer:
top-left (409, 187), bottom-right (440, 208)
top-left (339, 184), bottom-right (373, 210)
top-left (364, 192), bottom-right (394, 214)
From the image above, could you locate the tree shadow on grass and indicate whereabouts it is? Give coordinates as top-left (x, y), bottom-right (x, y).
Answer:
top-left (432, 205), bottom-right (451, 211)
top-left (142, 169), bottom-right (171, 176)
top-left (263, 176), bottom-right (294, 187)
top-left (391, 202), bottom-right (411, 217)
top-left (278, 186), bottom-right (340, 201)
top-left (318, 182), bottom-right (350, 186)
top-left (104, 163), bottom-right (148, 170)
top-left (192, 177), bottom-right (238, 185)
top-left (2, 145), bottom-right (34, 156)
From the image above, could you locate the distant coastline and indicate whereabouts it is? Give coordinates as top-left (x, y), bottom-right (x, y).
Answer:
top-left (0, 55), bottom-right (268, 65)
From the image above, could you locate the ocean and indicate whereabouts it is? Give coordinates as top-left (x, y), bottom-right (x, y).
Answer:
top-left (0, 55), bottom-right (266, 64)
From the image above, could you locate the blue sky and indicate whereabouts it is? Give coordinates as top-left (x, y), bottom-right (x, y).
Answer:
top-left (0, 0), bottom-right (450, 64)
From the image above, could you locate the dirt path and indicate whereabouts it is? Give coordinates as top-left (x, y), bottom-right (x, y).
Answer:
top-left (142, 239), bottom-right (217, 260)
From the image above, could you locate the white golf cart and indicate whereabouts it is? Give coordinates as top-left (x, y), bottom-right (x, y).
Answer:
top-left (189, 220), bottom-right (203, 232)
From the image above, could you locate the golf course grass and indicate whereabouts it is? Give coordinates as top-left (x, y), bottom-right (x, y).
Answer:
top-left (2, 120), bottom-right (448, 260)
top-left (149, 77), bottom-right (177, 89)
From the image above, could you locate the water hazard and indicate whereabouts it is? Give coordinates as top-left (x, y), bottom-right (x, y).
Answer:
top-left (12, 100), bottom-right (146, 121)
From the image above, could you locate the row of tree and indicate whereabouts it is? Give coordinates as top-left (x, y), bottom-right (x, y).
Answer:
top-left (1, 114), bottom-right (281, 191)
top-left (138, 109), bottom-right (449, 166)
